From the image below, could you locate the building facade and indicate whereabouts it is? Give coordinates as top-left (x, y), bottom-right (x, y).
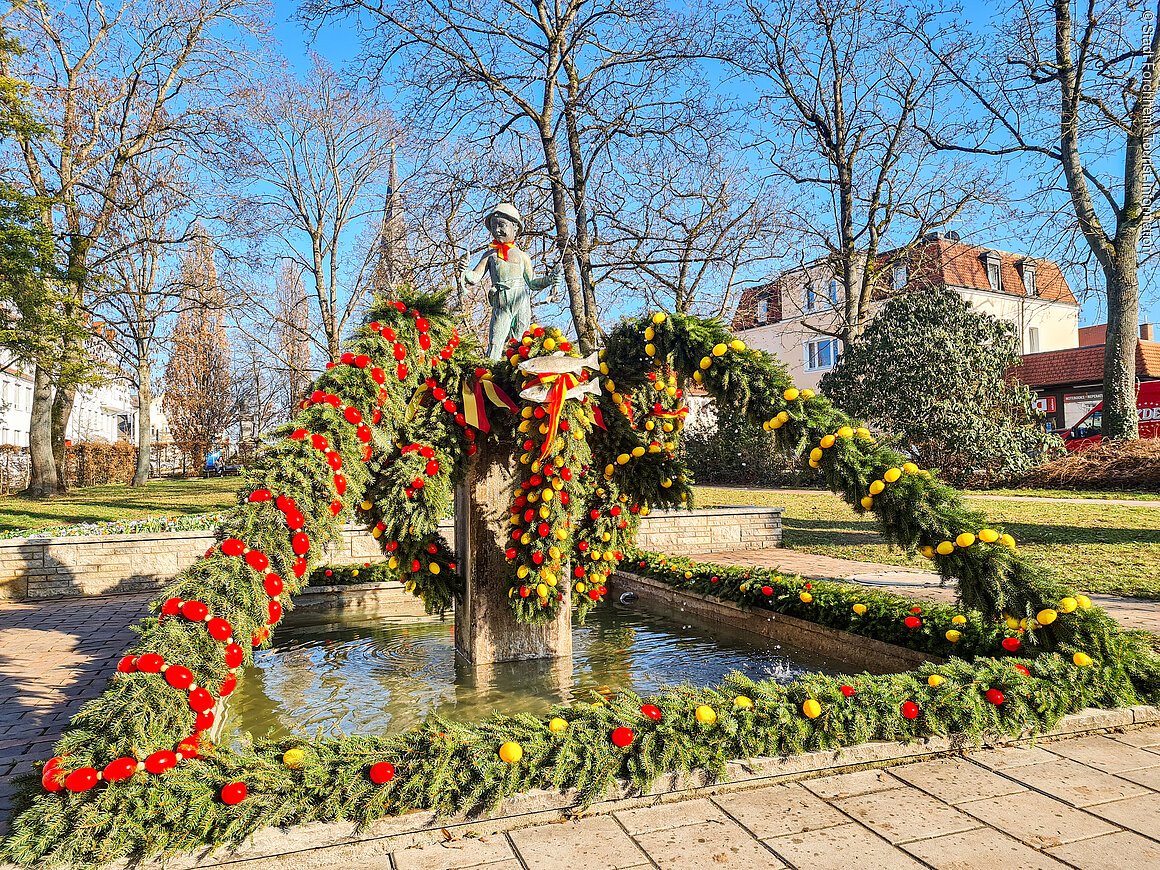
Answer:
top-left (0, 353), bottom-right (170, 447)
top-left (731, 234), bottom-right (1080, 389)
top-left (1008, 324), bottom-right (1160, 433)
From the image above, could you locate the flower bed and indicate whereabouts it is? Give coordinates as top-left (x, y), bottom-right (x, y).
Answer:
top-left (0, 513), bottom-right (224, 541)
top-left (3, 290), bottom-right (1157, 869)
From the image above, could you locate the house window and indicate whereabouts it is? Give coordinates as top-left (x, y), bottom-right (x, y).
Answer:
top-left (829, 279), bottom-right (841, 305)
top-left (986, 256), bottom-right (1001, 292)
top-left (805, 338), bottom-right (840, 371)
top-left (804, 282), bottom-right (818, 313)
top-left (1028, 327), bottom-right (1040, 354)
top-left (893, 264), bottom-right (907, 290)
top-left (1024, 267), bottom-right (1037, 296)
top-left (757, 298), bottom-right (769, 323)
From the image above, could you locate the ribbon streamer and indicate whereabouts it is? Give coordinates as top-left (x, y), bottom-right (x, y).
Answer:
top-left (491, 241), bottom-right (514, 261)
top-left (523, 372), bottom-right (579, 459)
top-left (462, 370), bottom-right (518, 433)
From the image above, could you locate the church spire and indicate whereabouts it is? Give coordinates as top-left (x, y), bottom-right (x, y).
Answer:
top-left (373, 143), bottom-right (411, 291)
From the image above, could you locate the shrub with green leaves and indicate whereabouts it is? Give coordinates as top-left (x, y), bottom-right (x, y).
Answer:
top-left (820, 287), bottom-right (1063, 486)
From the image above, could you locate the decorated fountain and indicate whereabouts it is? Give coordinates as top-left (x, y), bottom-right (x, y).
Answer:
top-left (5, 203), bottom-right (1158, 869)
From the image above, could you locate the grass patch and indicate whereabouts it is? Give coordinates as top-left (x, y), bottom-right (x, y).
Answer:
top-left (974, 487), bottom-right (1160, 502)
top-left (695, 485), bottom-right (1160, 601)
top-left (0, 478), bottom-right (239, 534)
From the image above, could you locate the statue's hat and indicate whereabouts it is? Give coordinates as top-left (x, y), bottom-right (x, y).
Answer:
top-left (483, 202), bottom-right (523, 232)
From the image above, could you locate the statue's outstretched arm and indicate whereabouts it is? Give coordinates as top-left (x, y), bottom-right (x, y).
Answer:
top-left (462, 253), bottom-right (490, 286)
top-left (524, 254), bottom-right (561, 291)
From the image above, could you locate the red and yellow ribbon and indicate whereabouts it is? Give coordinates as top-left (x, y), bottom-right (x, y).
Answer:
top-left (523, 372), bottom-right (579, 459)
top-left (462, 369), bottom-right (517, 433)
top-left (491, 241), bottom-right (514, 261)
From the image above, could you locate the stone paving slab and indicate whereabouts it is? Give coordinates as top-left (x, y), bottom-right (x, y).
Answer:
top-left (1042, 734), bottom-right (1160, 772)
top-left (632, 818), bottom-right (786, 869)
top-left (1045, 829), bottom-right (1160, 869)
top-left (902, 826), bottom-right (1074, 870)
top-left (831, 786), bottom-right (981, 844)
top-left (955, 791), bottom-right (1119, 848)
top-left (886, 756), bottom-right (1028, 804)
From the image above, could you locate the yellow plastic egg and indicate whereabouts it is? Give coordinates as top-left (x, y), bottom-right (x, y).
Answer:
top-left (927, 675), bottom-right (945, 688)
top-left (548, 718), bottom-right (569, 734)
top-left (802, 699), bottom-right (822, 719)
top-left (499, 741), bottom-right (523, 763)
top-left (783, 388), bottom-right (799, 401)
top-left (852, 603), bottom-right (867, 615)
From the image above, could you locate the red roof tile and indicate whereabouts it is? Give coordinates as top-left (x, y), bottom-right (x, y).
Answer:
top-left (1010, 341), bottom-right (1160, 388)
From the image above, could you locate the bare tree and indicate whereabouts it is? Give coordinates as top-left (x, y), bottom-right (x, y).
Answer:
top-left (914, 0), bottom-right (1159, 440)
top-left (598, 152), bottom-right (784, 316)
top-left (733, 0), bottom-right (993, 344)
top-left (304, 0), bottom-right (724, 351)
top-left (162, 230), bottom-right (234, 469)
top-left (95, 159), bottom-right (196, 485)
top-left (219, 55), bottom-right (399, 361)
top-left (3, 0), bottom-right (262, 496)
top-left (273, 261), bottom-right (314, 415)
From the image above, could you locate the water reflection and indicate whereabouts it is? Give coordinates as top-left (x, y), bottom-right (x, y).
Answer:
top-left (224, 602), bottom-right (843, 741)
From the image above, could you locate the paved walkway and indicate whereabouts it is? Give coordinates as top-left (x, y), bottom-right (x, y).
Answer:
top-left (375, 728), bottom-right (1160, 870)
top-left (0, 592), bottom-right (147, 825)
top-left (689, 547), bottom-right (1160, 635)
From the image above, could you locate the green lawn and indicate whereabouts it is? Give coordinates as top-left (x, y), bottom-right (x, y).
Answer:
top-left (974, 487), bottom-right (1160, 502)
top-left (0, 478), bottom-right (239, 534)
top-left (696, 486), bottom-right (1160, 601)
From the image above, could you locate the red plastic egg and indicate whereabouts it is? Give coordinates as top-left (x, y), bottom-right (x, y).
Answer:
top-left (369, 761), bottom-right (395, 784)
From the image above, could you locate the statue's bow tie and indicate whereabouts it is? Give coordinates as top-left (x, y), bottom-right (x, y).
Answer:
top-left (491, 241), bottom-right (514, 261)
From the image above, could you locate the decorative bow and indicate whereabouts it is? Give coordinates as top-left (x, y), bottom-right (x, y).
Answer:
top-left (461, 369), bottom-right (518, 433)
top-left (522, 371), bottom-right (579, 459)
top-left (491, 241), bottom-right (514, 261)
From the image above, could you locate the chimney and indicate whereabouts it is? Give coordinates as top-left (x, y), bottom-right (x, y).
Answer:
top-left (1142, 323), bottom-right (1155, 341)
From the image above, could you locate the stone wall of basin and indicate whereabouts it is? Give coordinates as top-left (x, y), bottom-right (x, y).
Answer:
top-left (0, 506), bottom-right (781, 600)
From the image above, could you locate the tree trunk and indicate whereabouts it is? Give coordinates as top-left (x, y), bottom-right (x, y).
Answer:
top-left (25, 364), bottom-right (59, 498)
top-left (561, 98), bottom-right (601, 343)
top-left (49, 383), bottom-right (75, 493)
top-left (540, 130), bottom-right (597, 352)
top-left (132, 353), bottom-right (153, 486)
top-left (1101, 254), bottom-right (1141, 440)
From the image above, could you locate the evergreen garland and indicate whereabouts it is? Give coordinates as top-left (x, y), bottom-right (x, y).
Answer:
top-left (3, 292), bottom-right (1158, 869)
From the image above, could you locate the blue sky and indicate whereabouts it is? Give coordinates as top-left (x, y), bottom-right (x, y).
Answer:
top-left (267, 0), bottom-right (1158, 332)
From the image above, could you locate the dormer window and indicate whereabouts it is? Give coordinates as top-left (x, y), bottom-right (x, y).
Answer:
top-left (1021, 261), bottom-right (1037, 296)
top-left (829, 278), bottom-right (841, 305)
top-left (983, 252), bottom-right (1002, 292)
top-left (757, 297), bottom-right (769, 323)
top-left (893, 264), bottom-right (907, 290)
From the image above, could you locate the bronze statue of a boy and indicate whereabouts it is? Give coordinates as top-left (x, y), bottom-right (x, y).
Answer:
top-left (461, 203), bottom-right (560, 359)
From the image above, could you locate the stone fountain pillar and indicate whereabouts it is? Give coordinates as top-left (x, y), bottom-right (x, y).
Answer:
top-left (453, 446), bottom-right (572, 665)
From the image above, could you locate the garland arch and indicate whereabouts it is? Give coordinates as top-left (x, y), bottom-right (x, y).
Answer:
top-left (4, 289), bottom-right (1157, 868)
